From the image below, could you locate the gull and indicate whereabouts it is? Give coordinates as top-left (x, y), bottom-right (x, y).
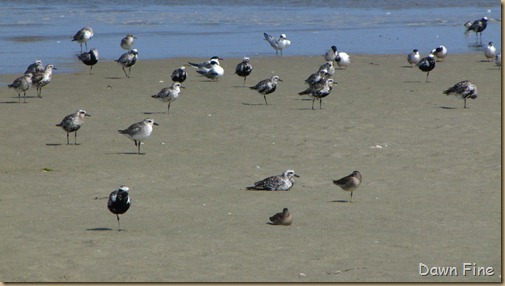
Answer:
top-left (8, 73), bottom-right (32, 103)
top-left (407, 49), bottom-right (420, 66)
top-left (115, 49), bottom-right (138, 78)
top-left (196, 60), bottom-right (224, 81)
top-left (465, 17), bottom-right (488, 46)
top-left (264, 33), bottom-right (291, 56)
top-left (299, 78), bottom-right (335, 110)
top-left (72, 27), bottom-right (94, 52)
top-left (268, 208), bottom-right (293, 226)
top-left (249, 75), bottom-right (282, 105)
top-left (107, 185), bottom-right (131, 231)
top-left (188, 56), bottom-right (223, 74)
top-left (333, 171), bottom-right (362, 203)
top-left (443, 80), bottom-right (478, 109)
top-left (118, 118), bottom-right (158, 155)
top-left (78, 48), bottom-right (99, 74)
top-left (151, 82), bottom-right (183, 114)
top-left (484, 42), bottom-right (497, 62)
top-left (171, 66), bottom-right (187, 83)
top-left (246, 170), bottom-right (299, 191)
top-left (235, 57), bottom-right (253, 86)
top-left (55, 109), bottom-right (90, 145)
top-left (32, 64), bottom-right (56, 98)
top-left (417, 54), bottom-right (436, 82)
top-left (431, 45), bottom-right (447, 62)
top-left (120, 34), bottom-right (136, 50)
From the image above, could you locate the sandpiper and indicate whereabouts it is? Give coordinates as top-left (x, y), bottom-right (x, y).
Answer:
top-left (269, 208), bottom-right (292, 226)
top-left (333, 171), bottom-right (362, 202)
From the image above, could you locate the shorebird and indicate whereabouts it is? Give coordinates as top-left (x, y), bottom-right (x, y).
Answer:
top-left (8, 73), bottom-right (33, 103)
top-left (72, 26), bottom-right (94, 52)
top-left (118, 118), bottom-right (158, 154)
top-left (264, 33), bottom-right (291, 56)
top-left (484, 42), bottom-right (497, 62)
top-left (196, 60), bottom-right (224, 81)
top-left (299, 78), bottom-right (335, 110)
top-left (333, 170), bottom-right (362, 203)
top-left (107, 185), bottom-right (131, 231)
top-left (443, 80), bottom-right (478, 108)
top-left (188, 56), bottom-right (223, 74)
top-left (407, 49), bottom-right (421, 66)
top-left (235, 57), bottom-right (253, 86)
top-left (431, 45), bottom-right (448, 62)
top-left (269, 208), bottom-right (293, 226)
top-left (32, 64), bottom-right (56, 98)
top-left (56, 109), bottom-right (90, 145)
top-left (151, 82), bottom-right (183, 114)
top-left (25, 60), bottom-right (44, 75)
top-left (324, 45), bottom-right (338, 61)
top-left (249, 75), bottom-right (282, 105)
top-left (417, 54), bottom-right (436, 82)
top-left (465, 17), bottom-right (488, 46)
top-left (318, 61), bottom-right (335, 76)
top-left (78, 48), bottom-right (99, 74)
top-left (115, 49), bottom-right (138, 78)
top-left (246, 169), bottom-right (299, 191)
top-left (120, 34), bottom-right (136, 50)
top-left (171, 66), bottom-right (187, 83)
top-left (305, 69), bottom-right (329, 86)
top-left (336, 52), bottom-right (350, 68)
top-left (495, 52), bottom-right (502, 66)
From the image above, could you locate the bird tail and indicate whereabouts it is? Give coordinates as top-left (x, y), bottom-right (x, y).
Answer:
top-left (188, 62), bottom-right (200, 68)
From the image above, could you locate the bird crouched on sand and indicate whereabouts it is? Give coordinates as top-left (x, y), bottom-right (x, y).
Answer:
top-left (235, 57), bottom-right (253, 86)
top-left (431, 45), bottom-right (448, 62)
top-left (115, 49), bottom-right (138, 78)
top-left (443, 80), bottom-right (478, 109)
top-left (56, 109), bottom-right (91, 145)
top-left (333, 171), bottom-right (362, 202)
top-left (246, 169), bottom-right (300, 191)
top-left (188, 56), bottom-right (223, 74)
top-left (118, 118), bottom-right (158, 154)
top-left (32, 64), bottom-right (57, 98)
top-left (78, 48), bottom-right (99, 74)
top-left (407, 49), bottom-right (420, 66)
top-left (196, 59), bottom-right (224, 81)
top-left (249, 75), bottom-right (282, 105)
top-left (8, 73), bottom-right (33, 103)
top-left (108, 185), bottom-right (131, 231)
top-left (269, 208), bottom-right (293, 226)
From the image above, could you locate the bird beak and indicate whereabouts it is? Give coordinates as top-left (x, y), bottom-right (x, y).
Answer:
top-left (85, 114), bottom-right (91, 117)
top-left (294, 174), bottom-right (300, 178)
top-left (53, 67), bottom-right (58, 70)
top-left (180, 86), bottom-right (186, 89)
top-left (153, 122), bottom-right (159, 126)
top-left (278, 79), bottom-right (283, 82)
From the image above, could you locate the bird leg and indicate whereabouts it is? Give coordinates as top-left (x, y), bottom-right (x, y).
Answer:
top-left (66, 132), bottom-right (70, 145)
top-left (320, 98), bottom-right (323, 109)
top-left (264, 95), bottom-right (268, 105)
top-left (116, 214), bottom-right (121, 231)
top-left (350, 191), bottom-right (353, 203)
top-left (312, 99), bottom-right (315, 110)
top-left (122, 67), bottom-right (129, 78)
top-left (167, 102), bottom-right (171, 114)
top-left (74, 131), bottom-right (78, 145)
top-left (464, 99), bottom-right (467, 109)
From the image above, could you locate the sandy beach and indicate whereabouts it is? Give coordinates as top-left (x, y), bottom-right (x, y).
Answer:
top-left (0, 54), bottom-right (501, 282)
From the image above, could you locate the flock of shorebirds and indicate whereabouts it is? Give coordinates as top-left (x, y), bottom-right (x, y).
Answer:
top-left (5, 16), bottom-right (499, 230)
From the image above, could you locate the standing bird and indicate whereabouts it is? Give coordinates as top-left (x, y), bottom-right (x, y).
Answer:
top-left (32, 64), bottom-right (56, 98)
top-left (120, 34), bottom-right (136, 50)
top-left (196, 60), bottom-right (224, 81)
top-left (115, 49), bottom-right (138, 78)
top-left (495, 52), bottom-right (502, 67)
top-left (407, 49), bottom-right (421, 66)
top-left (8, 73), bottom-right (33, 103)
top-left (484, 41), bottom-right (497, 62)
top-left (78, 48), bottom-right (99, 74)
top-left (118, 118), bottom-right (158, 155)
top-left (269, 208), bottom-right (293, 226)
top-left (299, 78), bottom-right (335, 110)
top-left (336, 52), bottom-right (351, 68)
top-left (235, 57), bottom-right (253, 86)
top-left (465, 17), bottom-right (488, 45)
top-left (431, 45), bottom-right (448, 62)
top-left (305, 69), bottom-right (329, 86)
top-left (246, 169), bottom-right (300, 191)
top-left (171, 66), bottom-right (187, 83)
top-left (417, 54), bottom-right (436, 82)
top-left (318, 61), bottom-right (335, 76)
top-left (264, 33), bottom-right (291, 56)
top-left (151, 82), bottom-right (183, 114)
top-left (188, 56), bottom-right (223, 74)
top-left (333, 171), bottom-right (362, 203)
top-left (25, 60), bottom-right (44, 75)
top-left (443, 80), bottom-right (478, 109)
top-left (249, 75), bottom-right (282, 105)
top-left (55, 109), bottom-right (90, 145)
top-left (72, 26), bottom-right (94, 52)
top-left (107, 185), bottom-right (131, 231)
top-left (324, 45), bottom-right (338, 61)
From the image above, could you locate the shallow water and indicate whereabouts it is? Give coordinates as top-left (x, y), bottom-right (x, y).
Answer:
top-left (0, 0), bottom-right (501, 75)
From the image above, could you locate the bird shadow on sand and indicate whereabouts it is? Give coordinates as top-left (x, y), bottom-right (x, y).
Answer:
top-left (329, 199), bottom-right (352, 203)
top-left (0, 101), bottom-right (21, 104)
top-left (104, 76), bottom-right (127, 80)
top-left (242, 102), bottom-right (266, 106)
top-left (45, 143), bottom-right (63, 146)
top-left (107, 152), bottom-right (146, 155)
top-left (403, 80), bottom-right (422, 83)
top-left (401, 65), bottom-right (416, 68)
top-left (438, 106), bottom-right (457, 110)
top-left (143, 111), bottom-right (166, 115)
top-left (86, 227), bottom-right (114, 231)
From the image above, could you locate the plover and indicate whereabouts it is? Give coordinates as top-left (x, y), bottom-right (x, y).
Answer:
top-left (299, 78), bottom-right (335, 110)
top-left (324, 45), bottom-right (338, 61)
top-left (56, 109), bottom-right (90, 145)
top-left (495, 52), bottom-right (502, 66)
top-left (196, 60), bottom-right (224, 81)
top-left (235, 57), bottom-right (253, 86)
top-left (443, 80), bottom-right (478, 108)
top-left (407, 49), bottom-right (421, 66)
top-left (269, 208), bottom-right (292, 226)
top-left (8, 73), bottom-right (33, 103)
top-left (118, 118), bottom-right (158, 154)
top-left (24, 60), bottom-right (44, 75)
top-left (465, 17), bottom-right (488, 45)
top-left (484, 42), bottom-right (497, 62)
top-left (115, 49), bottom-right (138, 78)
top-left (188, 56), bottom-right (223, 74)
top-left (431, 45), bottom-right (448, 62)
top-left (417, 54), bottom-right (436, 82)
top-left (336, 52), bottom-right (350, 68)
top-left (120, 34), bottom-right (136, 50)
top-left (333, 171), bottom-right (362, 203)
top-left (32, 64), bottom-right (56, 98)
top-left (250, 75), bottom-right (282, 105)
top-left (72, 27), bottom-right (94, 52)
top-left (318, 61), bottom-right (335, 76)
top-left (107, 185), bottom-right (131, 231)
top-left (264, 33), bottom-right (291, 56)
top-left (151, 82), bottom-right (183, 114)
top-left (78, 48), bottom-right (99, 74)
top-left (171, 66), bottom-right (187, 83)
top-left (305, 69), bottom-right (329, 86)
top-left (246, 169), bottom-right (299, 191)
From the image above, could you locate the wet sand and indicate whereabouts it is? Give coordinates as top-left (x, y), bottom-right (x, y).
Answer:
top-left (0, 54), bottom-right (501, 282)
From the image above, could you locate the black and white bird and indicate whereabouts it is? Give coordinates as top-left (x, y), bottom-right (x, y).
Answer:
top-left (8, 73), bottom-right (33, 103)
top-left (465, 17), bottom-right (488, 45)
top-left (407, 49), bottom-right (421, 66)
top-left (443, 80), bottom-right (478, 109)
top-left (25, 60), bottom-right (44, 75)
top-left (115, 49), bottom-right (138, 78)
top-left (324, 45), bottom-right (338, 61)
top-left (305, 69), bottom-right (329, 86)
top-left (118, 118), bottom-right (159, 155)
top-left (484, 42), bottom-right (497, 62)
top-left (188, 56), bottom-right (223, 74)
top-left (235, 57), bottom-right (253, 86)
top-left (269, 208), bottom-right (293, 226)
top-left (299, 78), bottom-right (335, 110)
top-left (318, 61), bottom-right (335, 76)
top-left (78, 48), bottom-right (99, 74)
top-left (264, 33), bottom-right (291, 56)
top-left (431, 45), bottom-right (448, 62)
top-left (151, 82), bottom-right (183, 114)
top-left (72, 27), bottom-right (94, 52)
top-left (249, 75), bottom-right (282, 105)
top-left (246, 170), bottom-right (300, 191)
top-left (120, 34), bottom-right (136, 50)
top-left (417, 54), bottom-right (436, 82)
top-left (170, 66), bottom-right (187, 83)
top-left (56, 109), bottom-right (90, 145)
top-left (335, 51), bottom-right (350, 68)
top-left (196, 60), bottom-right (224, 81)
top-left (333, 171), bottom-right (362, 203)
top-left (107, 185), bottom-right (131, 231)
top-left (32, 64), bottom-right (56, 98)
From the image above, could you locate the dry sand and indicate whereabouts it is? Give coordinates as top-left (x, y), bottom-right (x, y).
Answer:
top-left (0, 54), bottom-right (501, 282)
